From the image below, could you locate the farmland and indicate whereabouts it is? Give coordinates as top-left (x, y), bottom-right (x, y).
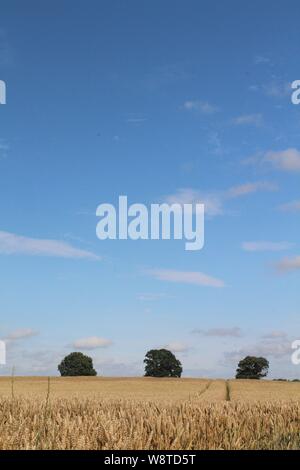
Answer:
top-left (0, 377), bottom-right (300, 450)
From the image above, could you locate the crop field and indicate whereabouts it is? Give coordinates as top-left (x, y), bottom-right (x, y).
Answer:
top-left (0, 377), bottom-right (300, 450)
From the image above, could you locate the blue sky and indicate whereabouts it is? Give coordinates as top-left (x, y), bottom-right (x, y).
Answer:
top-left (0, 0), bottom-right (299, 378)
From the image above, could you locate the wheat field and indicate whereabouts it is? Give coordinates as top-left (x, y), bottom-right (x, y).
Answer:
top-left (0, 377), bottom-right (300, 450)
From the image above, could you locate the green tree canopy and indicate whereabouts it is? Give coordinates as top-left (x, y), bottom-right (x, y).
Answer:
top-left (58, 352), bottom-right (97, 376)
top-left (235, 356), bottom-right (269, 380)
top-left (144, 349), bottom-right (182, 378)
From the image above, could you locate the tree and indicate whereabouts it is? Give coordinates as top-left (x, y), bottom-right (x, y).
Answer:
top-left (144, 349), bottom-right (182, 378)
top-left (58, 352), bottom-right (97, 376)
top-left (235, 356), bottom-right (269, 380)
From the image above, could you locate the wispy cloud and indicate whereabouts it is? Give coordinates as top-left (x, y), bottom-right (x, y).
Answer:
top-left (147, 269), bottom-right (225, 288)
top-left (163, 341), bottom-right (190, 353)
top-left (263, 148), bottom-right (300, 172)
top-left (249, 85), bottom-right (259, 92)
top-left (137, 293), bottom-right (168, 301)
top-left (244, 148), bottom-right (300, 173)
top-left (126, 117), bottom-right (147, 124)
top-left (208, 131), bottom-right (223, 155)
top-left (0, 231), bottom-right (100, 260)
top-left (165, 188), bottom-right (223, 217)
top-left (264, 80), bottom-right (291, 98)
top-left (278, 200), bottom-right (300, 212)
top-left (262, 331), bottom-right (287, 339)
top-left (0, 348), bottom-right (62, 375)
top-left (276, 256), bottom-right (300, 273)
top-left (4, 328), bottom-right (38, 341)
top-left (0, 139), bottom-right (9, 159)
top-left (183, 100), bottom-right (220, 114)
top-left (165, 181), bottom-right (277, 217)
top-left (232, 113), bottom-right (263, 127)
top-left (0, 30), bottom-right (13, 67)
top-left (224, 335), bottom-right (292, 363)
top-left (72, 336), bottom-right (113, 350)
top-left (254, 55), bottom-right (271, 65)
top-left (143, 62), bottom-right (191, 91)
top-left (242, 241), bottom-right (293, 252)
top-left (226, 181), bottom-right (277, 198)
top-left (248, 80), bottom-right (291, 98)
top-left (192, 327), bottom-right (242, 337)
top-left (93, 357), bottom-right (141, 377)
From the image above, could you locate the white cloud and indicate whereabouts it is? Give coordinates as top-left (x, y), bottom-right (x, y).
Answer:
top-left (193, 327), bottom-right (242, 337)
top-left (276, 256), bottom-right (300, 273)
top-left (0, 231), bottom-right (100, 260)
top-left (0, 348), bottom-right (62, 375)
top-left (264, 80), bottom-right (291, 98)
top-left (93, 357), bottom-right (141, 376)
top-left (143, 62), bottom-right (191, 91)
top-left (4, 328), bottom-right (38, 341)
top-left (147, 268), bottom-right (225, 288)
top-left (0, 139), bottom-right (9, 159)
top-left (278, 200), bottom-right (300, 212)
top-left (183, 100), bottom-right (219, 114)
top-left (72, 336), bottom-right (113, 350)
top-left (0, 30), bottom-right (13, 67)
top-left (165, 181), bottom-right (277, 218)
top-left (163, 342), bottom-right (190, 353)
top-left (242, 241), bottom-right (293, 252)
top-left (232, 113), bottom-right (263, 127)
top-left (3, 349), bottom-right (140, 376)
top-left (248, 80), bottom-right (291, 99)
top-left (249, 85), bottom-right (259, 92)
top-left (226, 181), bottom-right (277, 198)
top-left (165, 188), bottom-right (223, 217)
top-left (137, 293), bottom-right (167, 301)
top-left (208, 131), bottom-right (223, 155)
top-left (126, 118), bottom-right (146, 123)
top-left (224, 339), bottom-right (292, 363)
top-left (262, 331), bottom-right (287, 339)
top-left (254, 55), bottom-right (271, 65)
top-left (263, 148), bottom-right (300, 172)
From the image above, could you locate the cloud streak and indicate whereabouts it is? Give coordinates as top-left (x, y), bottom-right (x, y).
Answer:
top-left (276, 256), bottom-right (300, 273)
top-left (278, 200), bottom-right (300, 212)
top-left (147, 269), bottom-right (225, 288)
top-left (193, 327), bottom-right (242, 337)
top-left (226, 181), bottom-right (277, 198)
top-left (263, 148), bottom-right (300, 172)
top-left (232, 113), bottom-right (263, 127)
top-left (264, 80), bottom-right (291, 98)
top-left (224, 337), bottom-right (292, 363)
top-left (165, 181), bottom-right (277, 217)
top-left (0, 139), bottom-right (9, 159)
top-left (72, 336), bottom-right (113, 350)
top-left (163, 342), bottom-right (190, 353)
top-left (126, 117), bottom-right (147, 124)
top-left (242, 241), bottom-right (293, 252)
top-left (137, 293), bottom-right (168, 301)
top-left (4, 328), bottom-right (38, 341)
top-left (183, 100), bottom-right (220, 114)
top-left (165, 188), bottom-right (223, 217)
top-left (0, 231), bottom-right (100, 260)
top-left (254, 56), bottom-right (271, 65)
top-left (262, 331), bottom-right (287, 339)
